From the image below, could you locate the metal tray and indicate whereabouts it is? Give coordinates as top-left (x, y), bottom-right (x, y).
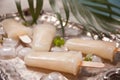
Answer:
top-left (0, 12), bottom-right (120, 80)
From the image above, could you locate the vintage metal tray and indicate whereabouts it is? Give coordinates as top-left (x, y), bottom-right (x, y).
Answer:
top-left (0, 12), bottom-right (120, 80)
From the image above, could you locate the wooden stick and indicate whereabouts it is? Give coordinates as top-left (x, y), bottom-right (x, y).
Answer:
top-left (19, 35), bottom-right (31, 44)
top-left (82, 61), bottom-right (105, 68)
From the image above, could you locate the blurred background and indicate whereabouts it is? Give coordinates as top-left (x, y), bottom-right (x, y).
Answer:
top-left (0, 0), bottom-right (120, 37)
top-left (0, 0), bottom-right (54, 15)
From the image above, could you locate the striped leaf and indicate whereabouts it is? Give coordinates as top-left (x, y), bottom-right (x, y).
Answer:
top-left (49, 0), bottom-right (70, 37)
top-left (15, 0), bottom-right (26, 22)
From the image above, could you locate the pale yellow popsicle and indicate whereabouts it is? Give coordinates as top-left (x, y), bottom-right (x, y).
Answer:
top-left (65, 38), bottom-right (117, 61)
top-left (32, 24), bottom-right (56, 51)
top-left (24, 52), bottom-right (82, 75)
top-left (1, 19), bottom-right (32, 40)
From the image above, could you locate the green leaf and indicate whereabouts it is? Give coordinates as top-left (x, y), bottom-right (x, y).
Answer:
top-left (84, 4), bottom-right (120, 17)
top-left (68, 0), bottom-right (120, 37)
top-left (49, 0), bottom-right (70, 37)
top-left (75, 0), bottom-right (98, 32)
top-left (68, 0), bottom-right (98, 33)
top-left (15, 0), bottom-right (26, 22)
top-left (56, 13), bottom-right (65, 37)
top-left (68, 0), bottom-right (90, 32)
top-left (81, 0), bottom-right (120, 9)
top-left (67, 0), bottom-right (83, 24)
top-left (91, 12), bottom-right (120, 24)
top-left (101, 21), bottom-right (120, 34)
top-left (49, 0), bottom-right (56, 12)
top-left (49, 0), bottom-right (63, 36)
top-left (28, 0), bottom-right (35, 24)
top-left (62, 0), bottom-right (70, 27)
top-left (84, 54), bottom-right (93, 61)
top-left (15, 0), bottom-right (43, 26)
top-left (79, 0), bottom-right (120, 23)
top-left (34, 0), bottom-right (43, 23)
top-left (49, 0), bottom-right (65, 37)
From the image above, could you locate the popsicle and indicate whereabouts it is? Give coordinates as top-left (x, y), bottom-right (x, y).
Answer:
top-left (24, 51), bottom-right (104, 75)
top-left (65, 38), bottom-right (117, 61)
top-left (24, 52), bottom-right (82, 75)
top-left (1, 19), bottom-right (32, 40)
top-left (32, 23), bottom-right (56, 51)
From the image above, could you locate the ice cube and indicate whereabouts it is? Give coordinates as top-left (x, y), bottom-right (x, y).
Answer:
top-left (3, 38), bottom-right (18, 47)
top-left (0, 26), bottom-right (5, 34)
top-left (17, 47), bottom-right (32, 59)
top-left (92, 55), bottom-right (102, 62)
top-left (0, 46), bottom-right (16, 59)
top-left (65, 27), bottom-right (81, 36)
top-left (41, 72), bottom-right (68, 80)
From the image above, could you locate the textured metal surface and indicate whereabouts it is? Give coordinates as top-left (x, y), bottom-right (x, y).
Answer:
top-left (0, 12), bottom-right (120, 80)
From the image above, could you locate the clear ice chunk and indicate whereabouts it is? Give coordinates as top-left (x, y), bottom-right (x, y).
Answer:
top-left (0, 46), bottom-right (16, 59)
top-left (41, 72), bottom-right (68, 80)
top-left (3, 38), bottom-right (18, 47)
top-left (0, 26), bottom-right (5, 35)
top-left (92, 55), bottom-right (103, 62)
top-left (65, 26), bottom-right (81, 36)
top-left (17, 47), bottom-right (32, 59)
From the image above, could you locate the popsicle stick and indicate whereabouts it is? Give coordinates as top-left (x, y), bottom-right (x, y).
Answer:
top-left (19, 35), bottom-right (31, 43)
top-left (82, 61), bottom-right (105, 68)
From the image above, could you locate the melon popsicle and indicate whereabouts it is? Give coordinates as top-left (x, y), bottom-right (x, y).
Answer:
top-left (24, 52), bottom-right (82, 75)
top-left (1, 19), bottom-right (32, 40)
top-left (32, 23), bottom-right (56, 51)
top-left (65, 38), bottom-right (117, 61)
top-left (24, 51), bottom-right (104, 75)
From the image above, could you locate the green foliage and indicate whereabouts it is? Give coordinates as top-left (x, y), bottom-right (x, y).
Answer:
top-left (15, 0), bottom-right (43, 26)
top-left (15, 0), bottom-right (120, 38)
top-left (79, 0), bottom-right (120, 23)
top-left (49, 0), bottom-right (70, 37)
top-left (84, 54), bottom-right (93, 61)
top-left (15, 0), bottom-right (26, 22)
top-left (68, 0), bottom-right (120, 38)
top-left (53, 36), bottom-right (65, 47)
